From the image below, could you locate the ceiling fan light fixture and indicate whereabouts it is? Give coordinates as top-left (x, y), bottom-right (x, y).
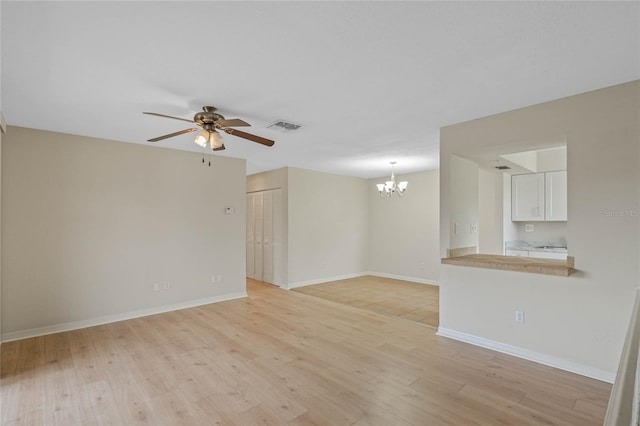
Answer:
top-left (194, 130), bottom-right (209, 148)
top-left (209, 130), bottom-right (224, 150)
top-left (144, 106), bottom-right (275, 149)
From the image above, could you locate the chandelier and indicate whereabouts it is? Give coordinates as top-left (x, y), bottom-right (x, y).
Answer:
top-left (376, 162), bottom-right (408, 197)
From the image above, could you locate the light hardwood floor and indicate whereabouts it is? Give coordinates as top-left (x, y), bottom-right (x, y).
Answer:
top-left (292, 275), bottom-right (439, 327)
top-left (1, 279), bottom-right (610, 425)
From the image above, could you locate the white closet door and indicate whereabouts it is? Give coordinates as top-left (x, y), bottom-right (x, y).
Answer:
top-left (246, 189), bottom-right (283, 285)
top-left (262, 191), bottom-right (274, 284)
top-left (254, 192), bottom-right (264, 281)
top-left (271, 189), bottom-right (283, 286)
top-left (246, 194), bottom-right (255, 279)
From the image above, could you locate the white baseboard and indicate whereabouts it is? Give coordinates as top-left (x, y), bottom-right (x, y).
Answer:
top-left (1, 292), bottom-right (247, 343)
top-left (367, 271), bottom-right (439, 286)
top-left (437, 327), bottom-right (615, 384)
top-left (286, 272), bottom-right (367, 290)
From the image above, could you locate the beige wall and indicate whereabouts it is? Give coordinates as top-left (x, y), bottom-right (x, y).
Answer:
top-left (287, 167), bottom-right (369, 287)
top-left (0, 123), bottom-right (3, 341)
top-left (368, 170), bottom-right (440, 283)
top-left (2, 127), bottom-right (247, 339)
top-left (246, 167), bottom-right (289, 286)
top-left (247, 167), bottom-right (288, 194)
top-left (440, 81), bottom-right (640, 380)
top-left (249, 167), bottom-right (442, 287)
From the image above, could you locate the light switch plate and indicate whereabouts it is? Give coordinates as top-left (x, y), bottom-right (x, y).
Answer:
top-left (225, 207), bottom-right (235, 215)
top-left (524, 224), bottom-right (534, 232)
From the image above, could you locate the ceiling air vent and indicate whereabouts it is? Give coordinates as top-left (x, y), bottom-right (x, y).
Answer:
top-left (267, 119), bottom-right (302, 133)
top-left (495, 165), bottom-right (511, 170)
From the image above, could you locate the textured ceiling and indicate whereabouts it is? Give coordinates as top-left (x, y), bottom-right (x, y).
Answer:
top-left (2, 1), bottom-right (639, 178)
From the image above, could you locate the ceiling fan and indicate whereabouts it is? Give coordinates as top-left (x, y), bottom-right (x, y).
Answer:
top-left (143, 106), bottom-right (275, 151)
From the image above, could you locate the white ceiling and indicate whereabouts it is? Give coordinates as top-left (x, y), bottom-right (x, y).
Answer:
top-left (2, 1), bottom-right (639, 178)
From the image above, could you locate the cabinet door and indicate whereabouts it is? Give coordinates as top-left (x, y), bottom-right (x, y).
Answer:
top-left (511, 173), bottom-right (545, 221)
top-left (545, 171), bottom-right (567, 221)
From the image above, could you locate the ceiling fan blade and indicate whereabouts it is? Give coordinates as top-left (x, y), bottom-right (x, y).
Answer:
top-left (213, 144), bottom-right (226, 151)
top-left (216, 118), bottom-right (251, 127)
top-left (148, 128), bottom-right (198, 142)
top-left (221, 128), bottom-right (275, 147)
top-left (143, 112), bottom-right (195, 123)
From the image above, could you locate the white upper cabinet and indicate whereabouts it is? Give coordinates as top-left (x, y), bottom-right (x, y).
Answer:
top-left (512, 173), bottom-right (545, 221)
top-left (545, 170), bottom-right (567, 221)
top-left (511, 171), bottom-right (567, 221)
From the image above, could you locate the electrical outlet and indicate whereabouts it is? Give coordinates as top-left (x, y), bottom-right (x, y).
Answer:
top-left (470, 224), bottom-right (478, 233)
top-left (211, 275), bottom-right (216, 284)
top-left (515, 311), bottom-right (525, 323)
top-left (524, 224), bottom-right (535, 232)
top-left (216, 274), bottom-right (223, 283)
top-left (163, 282), bottom-right (171, 290)
top-left (153, 283), bottom-right (160, 292)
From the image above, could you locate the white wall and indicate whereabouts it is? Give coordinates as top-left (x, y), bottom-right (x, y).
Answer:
top-left (440, 81), bottom-right (640, 381)
top-left (449, 155), bottom-right (479, 250)
top-left (501, 151), bottom-right (537, 172)
top-left (247, 168), bottom-right (289, 286)
top-left (2, 127), bottom-right (247, 340)
top-left (536, 146), bottom-right (566, 172)
top-left (368, 170), bottom-right (439, 284)
top-left (287, 167), bottom-right (369, 287)
top-left (514, 221), bottom-right (567, 243)
top-left (478, 169), bottom-right (504, 254)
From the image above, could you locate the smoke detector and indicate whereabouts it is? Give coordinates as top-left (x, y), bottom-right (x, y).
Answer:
top-left (267, 120), bottom-right (302, 133)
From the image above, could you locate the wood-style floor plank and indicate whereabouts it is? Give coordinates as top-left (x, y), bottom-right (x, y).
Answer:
top-left (292, 275), bottom-right (440, 327)
top-left (1, 279), bottom-right (610, 425)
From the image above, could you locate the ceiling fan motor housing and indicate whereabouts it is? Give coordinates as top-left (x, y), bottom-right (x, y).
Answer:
top-left (193, 106), bottom-right (225, 126)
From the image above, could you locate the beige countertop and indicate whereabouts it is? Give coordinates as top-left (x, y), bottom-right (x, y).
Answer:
top-left (441, 254), bottom-right (575, 277)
